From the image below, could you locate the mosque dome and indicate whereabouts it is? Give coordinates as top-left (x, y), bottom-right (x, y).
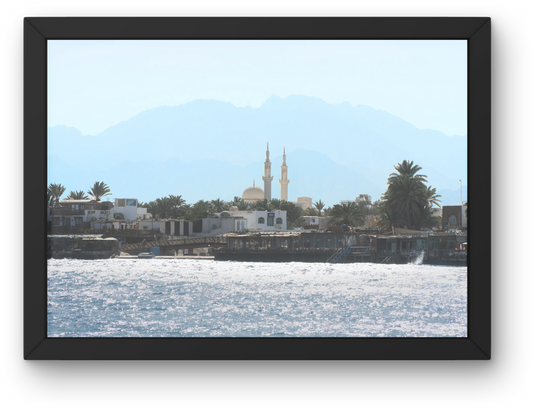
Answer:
top-left (242, 180), bottom-right (264, 202)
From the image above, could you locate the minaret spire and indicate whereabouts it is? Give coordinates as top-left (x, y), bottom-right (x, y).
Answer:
top-left (280, 147), bottom-right (289, 201)
top-left (262, 142), bottom-right (273, 200)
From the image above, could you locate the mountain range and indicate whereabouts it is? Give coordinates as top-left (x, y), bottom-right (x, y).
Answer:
top-left (48, 95), bottom-right (467, 205)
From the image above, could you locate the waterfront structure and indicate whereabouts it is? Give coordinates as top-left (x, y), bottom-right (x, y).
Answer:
top-left (279, 148), bottom-right (289, 201)
top-left (214, 229), bottom-right (466, 265)
top-left (262, 142), bottom-right (274, 201)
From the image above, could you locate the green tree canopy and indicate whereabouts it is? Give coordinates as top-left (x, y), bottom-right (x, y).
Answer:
top-left (88, 182), bottom-right (111, 201)
top-left (380, 160), bottom-right (441, 230)
top-left (313, 199), bottom-right (325, 216)
top-left (48, 183), bottom-right (66, 206)
top-left (328, 202), bottom-right (365, 227)
top-left (66, 190), bottom-right (88, 200)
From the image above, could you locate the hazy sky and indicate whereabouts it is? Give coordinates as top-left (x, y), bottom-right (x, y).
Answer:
top-left (48, 40), bottom-right (467, 137)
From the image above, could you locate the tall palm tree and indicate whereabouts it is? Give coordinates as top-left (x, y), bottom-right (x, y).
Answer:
top-left (66, 190), bottom-right (88, 200)
top-left (88, 182), bottom-right (111, 201)
top-left (328, 202), bottom-right (365, 227)
top-left (313, 199), bottom-right (325, 216)
top-left (48, 183), bottom-right (66, 206)
top-left (269, 198), bottom-right (281, 210)
top-left (383, 161), bottom-right (429, 229)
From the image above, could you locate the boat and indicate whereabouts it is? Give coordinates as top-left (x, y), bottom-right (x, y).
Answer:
top-left (138, 252), bottom-right (156, 259)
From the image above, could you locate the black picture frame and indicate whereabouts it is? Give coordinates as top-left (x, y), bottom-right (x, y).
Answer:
top-left (24, 17), bottom-right (490, 360)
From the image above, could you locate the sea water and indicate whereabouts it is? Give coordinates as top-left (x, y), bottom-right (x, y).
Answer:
top-left (47, 259), bottom-right (467, 337)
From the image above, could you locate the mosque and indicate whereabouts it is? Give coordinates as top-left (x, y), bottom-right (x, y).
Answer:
top-left (241, 143), bottom-right (289, 203)
top-left (241, 144), bottom-right (312, 210)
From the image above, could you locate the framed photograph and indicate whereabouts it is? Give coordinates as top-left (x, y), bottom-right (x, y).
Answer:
top-left (22, 15), bottom-right (492, 361)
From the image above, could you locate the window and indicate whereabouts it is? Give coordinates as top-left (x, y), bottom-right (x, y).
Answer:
top-left (258, 217), bottom-right (265, 224)
top-left (53, 217), bottom-right (60, 226)
top-left (75, 217), bottom-right (83, 225)
top-left (267, 216), bottom-right (274, 226)
top-left (276, 217), bottom-right (283, 225)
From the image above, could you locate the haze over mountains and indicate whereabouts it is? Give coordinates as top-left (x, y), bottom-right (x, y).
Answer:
top-left (48, 95), bottom-right (467, 205)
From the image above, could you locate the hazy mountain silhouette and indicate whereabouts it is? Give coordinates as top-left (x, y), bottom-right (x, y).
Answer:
top-left (48, 95), bottom-right (467, 204)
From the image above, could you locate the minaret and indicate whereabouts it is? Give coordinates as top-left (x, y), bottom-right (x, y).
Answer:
top-left (262, 142), bottom-right (273, 200)
top-left (279, 147), bottom-right (289, 201)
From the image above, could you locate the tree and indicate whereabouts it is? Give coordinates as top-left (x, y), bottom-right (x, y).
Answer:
top-left (66, 190), bottom-right (88, 200)
top-left (48, 183), bottom-right (66, 206)
top-left (278, 201), bottom-right (304, 228)
top-left (210, 198), bottom-right (228, 213)
top-left (189, 200), bottom-right (214, 220)
top-left (328, 202), bottom-right (365, 227)
top-left (355, 194), bottom-right (372, 215)
top-left (377, 208), bottom-right (404, 231)
top-left (380, 160), bottom-right (441, 230)
top-left (169, 195), bottom-right (186, 218)
top-left (88, 182), bottom-right (111, 201)
top-left (313, 199), bottom-right (325, 216)
top-left (304, 207), bottom-right (318, 216)
top-left (251, 199), bottom-right (276, 211)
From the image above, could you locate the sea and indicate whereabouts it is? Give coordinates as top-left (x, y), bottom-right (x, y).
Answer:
top-left (47, 259), bottom-right (467, 338)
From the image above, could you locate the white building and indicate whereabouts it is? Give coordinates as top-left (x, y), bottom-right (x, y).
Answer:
top-left (113, 198), bottom-right (151, 220)
top-left (200, 209), bottom-right (287, 236)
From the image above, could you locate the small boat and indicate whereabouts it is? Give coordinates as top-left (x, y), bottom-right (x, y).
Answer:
top-left (138, 252), bottom-right (155, 259)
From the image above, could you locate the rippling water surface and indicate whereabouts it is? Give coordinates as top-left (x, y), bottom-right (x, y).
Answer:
top-left (47, 259), bottom-right (467, 337)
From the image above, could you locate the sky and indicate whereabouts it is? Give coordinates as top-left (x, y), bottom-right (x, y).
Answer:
top-left (48, 40), bottom-right (467, 137)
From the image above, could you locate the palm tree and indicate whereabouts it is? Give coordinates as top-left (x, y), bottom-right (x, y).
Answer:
top-left (313, 199), bottom-right (325, 216)
top-left (377, 208), bottom-right (404, 231)
top-left (236, 200), bottom-right (249, 210)
top-left (252, 199), bottom-right (276, 211)
top-left (168, 195), bottom-right (186, 218)
top-left (382, 160), bottom-right (429, 229)
top-left (211, 198), bottom-right (227, 213)
top-left (269, 198), bottom-right (282, 210)
top-left (66, 190), bottom-right (88, 200)
top-left (48, 183), bottom-right (66, 206)
top-left (415, 205), bottom-right (441, 230)
top-left (88, 182), bottom-right (111, 201)
top-left (391, 160), bottom-right (427, 179)
top-left (281, 202), bottom-right (304, 228)
top-left (355, 194), bottom-right (372, 215)
top-left (328, 202), bottom-right (365, 227)
top-left (305, 207), bottom-right (318, 216)
top-left (154, 197), bottom-right (173, 219)
top-left (424, 185), bottom-right (441, 208)
top-left (190, 200), bottom-right (214, 220)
